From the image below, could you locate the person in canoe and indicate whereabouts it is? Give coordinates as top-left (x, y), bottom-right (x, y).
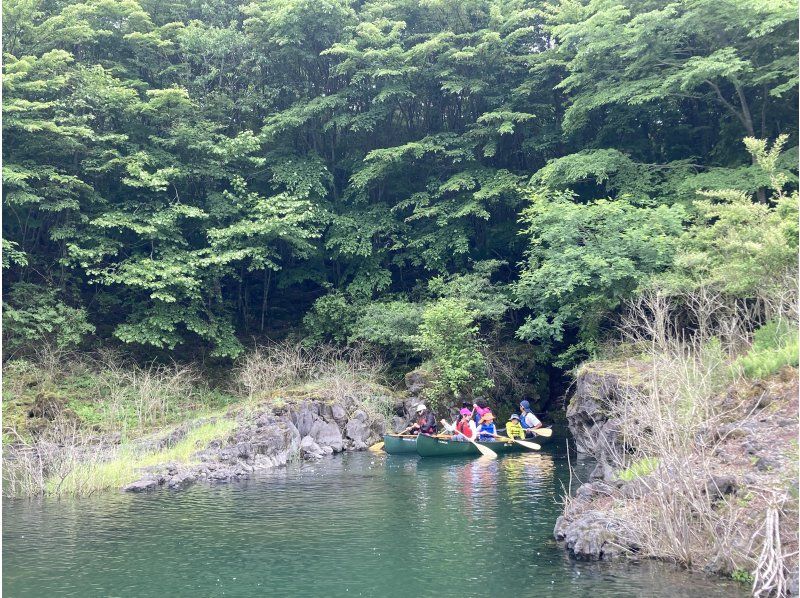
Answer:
top-left (402, 403), bottom-right (438, 436)
top-left (519, 400), bottom-right (542, 438)
top-left (452, 407), bottom-right (476, 441)
top-left (476, 411), bottom-right (498, 441)
top-left (505, 413), bottom-right (525, 440)
top-left (472, 397), bottom-right (491, 426)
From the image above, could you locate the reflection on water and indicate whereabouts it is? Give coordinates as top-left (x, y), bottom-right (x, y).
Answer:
top-left (3, 449), bottom-right (746, 598)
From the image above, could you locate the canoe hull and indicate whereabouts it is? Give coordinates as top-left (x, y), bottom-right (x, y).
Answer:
top-left (415, 433), bottom-right (528, 458)
top-left (383, 434), bottom-right (418, 455)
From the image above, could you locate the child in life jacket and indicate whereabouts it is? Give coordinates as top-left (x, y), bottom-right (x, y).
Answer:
top-left (505, 414), bottom-right (525, 439)
top-left (453, 408), bottom-right (476, 441)
top-left (477, 411), bottom-right (497, 441)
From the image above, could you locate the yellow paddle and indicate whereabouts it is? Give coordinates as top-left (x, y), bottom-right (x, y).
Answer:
top-left (440, 419), bottom-right (497, 459)
top-left (528, 427), bottom-right (552, 438)
top-left (495, 434), bottom-right (541, 451)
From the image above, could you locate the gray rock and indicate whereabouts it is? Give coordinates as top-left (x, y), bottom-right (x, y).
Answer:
top-left (300, 435), bottom-right (324, 459)
top-left (123, 479), bottom-right (158, 492)
top-left (717, 422), bottom-right (753, 440)
top-left (755, 457), bottom-right (778, 472)
top-left (168, 472), bottom-right (196, 490)
top-left (556, 511), bottom-right (630, 561)
top-left (291, 404), bottom-right (316, 437)
top-left (331, 403), bottom-right (347, 424)
top-left (705, 475), bottom-right (738, 499)
top-left (310, 420), bottom-right (343, 452)
top-left (576, 482), bottom-right (614, 501)
top-left (345, 417), bottom-right (370, 449)
top-left (589, 460), bottom-right (616, 484)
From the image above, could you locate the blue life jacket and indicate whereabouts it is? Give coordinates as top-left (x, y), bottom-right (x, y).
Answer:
top-left (520, 411), bottom-right (531, 428)
top-left (478, 422), bottom-right (496, 440)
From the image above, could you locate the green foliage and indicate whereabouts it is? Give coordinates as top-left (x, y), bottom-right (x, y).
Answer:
top-left (416, 298), bottom-right (493, 407)
top-left (668, 136), bottom-right (799, 297)
top-left (735, 320), bottom-right (799, 379)
top-left (515, 188), bottom-right (685, 365)
top-left (615, 457), bottom-right (659, 482)
top-left (303, 292), bottom-right (361, 345)
top-left (731, 569), bottom-right (754, 584)
top-left (351, 300), bottom-right (423, 353)
top-left (2, 283), bottom-right (95, 353)
top-left (1, 0), bottom-right (797, 368)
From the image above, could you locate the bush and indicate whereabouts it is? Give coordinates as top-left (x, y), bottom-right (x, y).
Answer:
top-left (350, 300), bottom-right (422, 355)
top-left (735, 320), bottom-right (799, 379)
top-left (416, 298), bottom-right (493, 408)
top-left (666, 136), bottom-right (799, 300)
top-left (303, 291), bottom-right (361, 345)
top-left (3, 283), bottom-right (95, 355)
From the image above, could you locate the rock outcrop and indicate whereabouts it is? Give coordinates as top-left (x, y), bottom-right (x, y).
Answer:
top-left (566, 360), bottom-right (648, 482)
top-left (123, 393), bottom-right (391, 493)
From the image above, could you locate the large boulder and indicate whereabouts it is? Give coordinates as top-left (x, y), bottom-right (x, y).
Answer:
top-left (555, 511), bottom-right (630, 561)
top-left (567, 361), bottom-right (648, 457)
top-left (345, 412), bottom-right (370, 450)
top-left (310, 419), bottom-right (344, 452)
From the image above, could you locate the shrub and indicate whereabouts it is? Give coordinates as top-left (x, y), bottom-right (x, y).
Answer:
top-left (735, 320), bottom-right (799, 379)
top-left (515, 188), bottom-right (684, 366)
top-left (416, 298), bottom-right (493, 408)
top-left (303, 291), bottom-right (361, 345)
top-left (3, 283), bottom-right (95, 355)
top-left (350, 300), bottom-right (422, 355)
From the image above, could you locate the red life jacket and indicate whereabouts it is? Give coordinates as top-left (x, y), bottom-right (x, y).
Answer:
top-left (456, 418), bottom-right (473, 438)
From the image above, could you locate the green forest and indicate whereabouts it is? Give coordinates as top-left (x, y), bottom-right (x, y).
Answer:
top-left (3, 0), bottom-right (798, 407)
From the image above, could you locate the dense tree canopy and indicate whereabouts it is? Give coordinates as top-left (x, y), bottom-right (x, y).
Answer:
top-left (3, 0), bottom-right (798, 378)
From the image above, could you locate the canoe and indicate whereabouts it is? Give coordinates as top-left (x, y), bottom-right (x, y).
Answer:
top-left (383, 434), bottom-right (418, 455)
top-left (416, 433), bottom-right (531, 458)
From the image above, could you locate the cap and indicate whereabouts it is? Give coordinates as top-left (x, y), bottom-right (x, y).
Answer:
top-left (416, 404), bottom-right (427, 413)
top-left (459, 408), bottom-right (472, 416)
top-left (510, 414), bottom-right (520, 420)
top-left (520, 400), bottom-right (531, 410)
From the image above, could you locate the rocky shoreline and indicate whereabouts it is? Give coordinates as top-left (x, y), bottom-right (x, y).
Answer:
top-left (554, 360), bottom-right (799, 594)
top-left (122, 393), bottom-right (401, 493)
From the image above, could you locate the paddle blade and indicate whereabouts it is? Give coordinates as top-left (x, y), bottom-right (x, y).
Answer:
top-left (368, 442), bottom-right (384, 452)
top-left (514, 439), bottom-right (541, 450)
top-left (473, 442), bottom-right (498, 459)
top-left (531, 427), bottom-right (553, 438)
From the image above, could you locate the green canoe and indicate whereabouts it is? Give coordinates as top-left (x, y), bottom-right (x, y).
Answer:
top-left (415, 433), bottom-right (530, 457)
top-left (383, 434), bottom-right (418, 455)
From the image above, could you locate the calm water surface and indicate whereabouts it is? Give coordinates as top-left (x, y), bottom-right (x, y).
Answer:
top-left (4, 443), bottom-right (747, 597)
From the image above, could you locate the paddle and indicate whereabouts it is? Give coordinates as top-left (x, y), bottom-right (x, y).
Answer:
top-left (494, 434), bottom-right (541, 451)
top-left (440, 419), bottom-right (497, 459)
top-left (527, 426), bottom-right (553, 438)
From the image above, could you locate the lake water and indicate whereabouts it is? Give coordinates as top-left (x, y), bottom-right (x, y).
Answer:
top-left (3, 443), bottom-right (747, 597)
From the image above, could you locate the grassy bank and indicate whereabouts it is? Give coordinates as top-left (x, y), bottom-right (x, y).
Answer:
top-left (2, 343), bottom-right (393, 498)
